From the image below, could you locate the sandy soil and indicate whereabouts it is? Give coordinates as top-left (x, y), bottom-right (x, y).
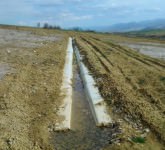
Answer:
top-left (0, 27), bottom-right (68, 150)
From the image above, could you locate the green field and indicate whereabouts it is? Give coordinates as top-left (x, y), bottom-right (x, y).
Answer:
top-left (121, 29), bottom-right (165, 39)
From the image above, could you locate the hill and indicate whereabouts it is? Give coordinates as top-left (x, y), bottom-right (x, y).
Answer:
top-left (92, 19), bottom-right (165, 32)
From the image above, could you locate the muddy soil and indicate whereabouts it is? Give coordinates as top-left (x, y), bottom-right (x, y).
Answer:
top-left (75, 34), bottom-right (165, 150)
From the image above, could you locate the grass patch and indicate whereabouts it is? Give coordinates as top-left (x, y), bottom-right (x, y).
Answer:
top-left (132, 137), bottom-right (146, 144)
top-left (160, 76), bottom-right (165, 82)
top-left (138, 79), bottom-right (146, 85)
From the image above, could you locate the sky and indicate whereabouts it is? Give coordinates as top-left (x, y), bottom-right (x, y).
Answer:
top-left (0, 0), bottom-right (165, 28)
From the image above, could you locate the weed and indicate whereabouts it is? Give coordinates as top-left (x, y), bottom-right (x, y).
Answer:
top-left (138, 79), bottom-right (145, 85)
top-left (132, 137), bottom-right (146, 144)
top-left (160, 76), bottom-right (165, 82)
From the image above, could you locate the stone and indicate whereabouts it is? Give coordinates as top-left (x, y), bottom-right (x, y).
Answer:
top-left (144, 128), bottom-right (150, 133)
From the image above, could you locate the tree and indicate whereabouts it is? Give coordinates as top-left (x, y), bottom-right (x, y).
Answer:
top-left (72, 27), bottom-right (83, 31)
top-left (37, 22), bottom-right (40, 28)
top-left (43, 23), bottom-right (61, 30)
top-left (43, 23), bottom-right (49, 29)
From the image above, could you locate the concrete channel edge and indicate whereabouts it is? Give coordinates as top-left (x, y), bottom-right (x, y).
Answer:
top-left (73, 39), bottom-right (113, 126)
top-left (55, 37), bottom-right (73, 131)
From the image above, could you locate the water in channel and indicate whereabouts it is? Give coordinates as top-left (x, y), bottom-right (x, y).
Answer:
top-left (53, 59), bottom-right (114, 150)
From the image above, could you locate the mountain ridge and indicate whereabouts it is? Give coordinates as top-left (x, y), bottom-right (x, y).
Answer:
top-left (90, 18), bottom-right (165, 32)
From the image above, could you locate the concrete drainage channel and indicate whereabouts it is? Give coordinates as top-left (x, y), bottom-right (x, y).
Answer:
top-left (55, 37), bottom-right (73, 130)
top-left (73, 40), bottom-right (112, 126)
top-left (54, 37), bottom-right (115, 149)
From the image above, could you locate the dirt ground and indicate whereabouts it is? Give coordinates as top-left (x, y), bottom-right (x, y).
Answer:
top-left (0, 25), bottom-right (165, 150)
top-left (75, 33), bottom-right (165, 150)
top-left (0, 27), bottom-right (68, 149)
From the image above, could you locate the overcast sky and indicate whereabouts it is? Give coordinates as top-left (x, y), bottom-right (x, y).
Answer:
top-left (0, 0), bottom-right (165, 28)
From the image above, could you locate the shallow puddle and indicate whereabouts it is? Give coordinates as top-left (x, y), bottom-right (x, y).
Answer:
top-left (53, 60), bottom-right (114, 150)
top-left (120, 42), bottom-right (165, 59)
top-left (0, 64), bottom-right (10, 80)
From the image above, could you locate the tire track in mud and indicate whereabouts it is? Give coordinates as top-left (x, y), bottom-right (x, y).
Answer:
top-left (83, 36), bottom-right (165, 105)
top-left (79, 36), bottom-right (165, 112)
top-left (117, 65), bottom-right (165, 112)
top-left (80, 37), bottom-right (114, 67)
top-left (76, 36), bottom-right (165, 144)
top-left (87, 37), bottom-right (165, 111)
top-left (106, 41), bottom-right (165, 70)
top-left (77, 38), bottom-right (111, 73)
top-left (79, 36), bottom-right (143, 93)
top-left (88, 36), bottom-right (165, 71)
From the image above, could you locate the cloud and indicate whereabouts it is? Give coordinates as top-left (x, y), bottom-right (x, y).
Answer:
top-left (34, 0), bottom-right (85, 7)
top-left (145, 7), bottom-right (162, 13)
top-left (90, 2), bottom-right (119, 10)
top-left (34, 0), bottom-right (65, 7)
top-left (59, 12), bottom-right (93, 21)
top-left (18, 21), bottom-right (28, 26)
top-left (0, 0), bottom-right (165, 27)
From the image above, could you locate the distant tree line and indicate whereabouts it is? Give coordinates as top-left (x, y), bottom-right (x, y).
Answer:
top-left (43, 23), bottom-right (61, 29)
top-left (37, 23), bottom-right (96, 32)
top-left (37, 22), bottom-right (61, 30)
top-left (70, 27), bottom-right (96, 32)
